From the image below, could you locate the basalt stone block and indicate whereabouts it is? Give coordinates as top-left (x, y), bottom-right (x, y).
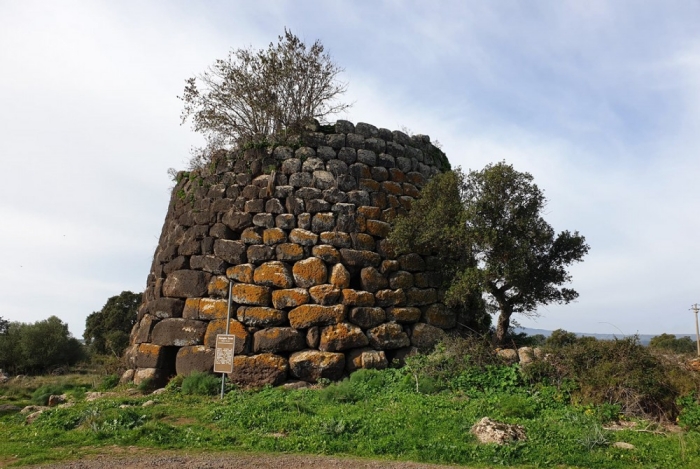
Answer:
top-left (360, 267), bottom-right (389, 293)
top-left (289, 350), bottom-right (345, 382)
top-left (364, 137), bottom-right (385, 154)
top-left (223, 211), bottom-right (253, 231)
top-left (366, 323), bottom-right (410, 350)
top-left (274, 185), bottom-right (294, 199)
top-left (306, 326), bottom-right (320, 348)
top-left (346, 348), bottom-right (388, 372)
top-left (339, 249), bottom-right (381, 268)
top-left (247, 245), bottom-right (275, 264)
top-left (375, 289), bottom-right (406, 307)
top-left (263, 228), bottom-right (286, 245)
top-left (326, 134), bottom-right (345, 150)
top-left (337, 174), bottom-right (357, 191)
top-left (254, 261), bottom-right (294, 289)
top-left (298, 213), bottom-right (311, 230)
top-left (329, 263), bottom-right (351, 289)
top-left (208, 275), bottom-right (229, 298)
top-left (151, 318), bottom-right (207, 347)
top-left (356, 149), bottom-right (377, 166)
top-left (237, 306), bottom-right (287, 327)
top-left (226, 263), bottom-right (254, 283)
top-left (302, 157), bottom-right (325, 172)
top-left (320, 231), bottom-right (352, 248)
top-left (326, 159), bottom-right (348, 176)
top-left (133, 368), bottom-right (166, 387)
top-left (396, 157), bottom-right (413, 173)
top-left (406, 288), bottom-right (438, 306)
top-left (357, 205), bottom-right (381, 219)
top-left (197, 298), bottom-right (229, 320)
top-left (398, 253), bottom-right (425, 272)
top-left (359, 178), bottom-right (380, 192)
top-left (345, 134), bottom-right (364, 150)
top-left (371, 191), bottom-right (388, 210)
top-left (381, 181), bottom-right (403, 196)
top-left (313, 170), bottom-right (336, 190)
top-left (307, 198), bottom-right (331, 213)
top-left (347, 190), bottom-right (371, 207)
top-left (312, 244), bottom-right (341, 264)
top-left (288, 304), bottom-right (346, 329)
top-left (335, 120), bottom-right (355, 134)
top-left (341, 289), bottom-right (375, 307)
top-left (204, 319), bottom-right (248, 352)
top-left (377, 153), bottom-right (396, 168)
top-left (411, 323), bottom-right (447, 350)
top-left (253, 327), bottom-right (306, 353)
top-left (311, 213), bottom-right (335, 233)
top-left (289, 228), bottom-right (318, 246)
top-left (231, 284), bottom-right (271, 306)
top-left (289, 172), bottom-right (313, 188)
top-left (210, 223), bottom-right (233, 239)
top-left (309, 284), bottom-right (341, 305)
top-left (275, 214), bottom-right (296, 230)
top-left (371, 166), bottom-right (389, 182)
top-left (422, 303), bottom-right (457, 329)
top-left (163, 256), bottom-right (188, 275)
top-left (349, 307), bottom-right (386, 329)
top-left (296, 146), bottom-right (316, 160)
top-left (276, 243), bottom-right (305, 262)
top-left (135, 344), bottom-right (172, 369)
top-left (389, 271), bottom-right (414, 289)
top-left (317, 146), bottom-right (337, 161)
top-left (244, 199), bottom-right (264, 213)
top-left (271, 288), bottom-right (310, 309)
top-left (319, 323), bottom-right (369, 352)
top-left (178, 240), bottom-right (200, 256)
top-left (134, 315), bottom-right (157, 344)
top-left (254, 212), bottom-right (275, 227)
top-left (189, 255), bottom-right (227, 275)
top-left (163, 270), bottom-right (212, 298)
top-left (214, 239), bottom-right (247, 264)
top-left (241, 227), bottom-right (263, 244)
top-left (356, 122), bottom-right (379, 138)
top-left (292, 257), bottom-right (327, 288)
top-left (386, 141), bottom-right (405, 158)
top-left (366, 219), bottom-right (391, 238)
top-left (323, 187), bottom-right (348, 204)
top-left (230, 354), bottom-right (288, 387)
top-left (281, 158), bottom-right (301, 174)
top-left (176, 346), bottom-right (214, 375)
top-left (150, 298), bottom-right (185, 319)
top-left (386, 307), bottom-right (422, 323)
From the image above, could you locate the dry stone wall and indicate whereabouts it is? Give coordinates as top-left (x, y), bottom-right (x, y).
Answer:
top-left (123, 120), bottom-right (454, 387)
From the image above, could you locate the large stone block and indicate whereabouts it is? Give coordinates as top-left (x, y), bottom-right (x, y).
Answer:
top-left (135, 343), bottom-right (174, 369)
top-left (411, 323), bottom-right (447, 350)
top-left (366, 323), bottom-right (410, 350)
top-left (151, 318), bottom-right (207, 347)
top-left (230, 354), bottom-right (288, 387)
top-left (308, 284), bottom-right (341, 305)
top-left (204, 319), bottom-right (248, 352)
top-left (292, 257), bottom-right (327, 288)
top-left (329, 263), bottom-right (351, 289)
top-left (247, 245), bottom-right (275, 264)
top-left (288, 304), bottom-right (346, 329)
top-left (253, 327), bottom-right (306, 353)
top-left (222, 211), bottom-right (252, 231)
top-left (271, 288), bottom-right (310, 309)
top-left (422, 303), bottom-right (457, 329)
top-left (276, 243), bottom-right (305, 262)
top-left (386, 307), bottom-right (422, 323)
top-left (341, 289), bottom-right (375, 307)
top-left (197, 298), bottom-right (229, 320)
top-left (289, 228), bottom-right (318, 246)
top-left (375, 289), bottom-right (406, 307)
top-left (133, 314), bottom-right (157, 344)
top-left (207, 275), bottom-right (229, 298)
top-left (319, 323), bottom-right (369, 352)
top-left (389, 271), bottom-right (414, 290)
top-left (176, 346), bottom-right (214, 375)
top-left (312, 245), bottom-right (341, 264)
top-left (398, 253), bottom-right (425, 272)
top-left (253, 261), bottom-right (294, 289)
top-left (231, 284), bottom-right (271, 306)
top-left (162, 270), bottom-right (212, 298)
top-left (348, 307), bottom-right (386, 329)
top-left (346, 348), bottom-right (388, 372)
top-left (319, 231), bottom-right (352, 248)
top-left (406, 288), bottom-right (438, 306)
top-left (340, 249), bottom-right (381, 268)
top-left (189, 255), bottom-right (227, 275)
top-left (226, 263), bottom-right (254, 283)
top-left (237, 306), bottom-right (287, 327)
top-left (149, 298), bottom-right (185, 319)
top-left (360, 267), bottom-right (388, 293)
top-left (289, 350), bottom-right (345, 382)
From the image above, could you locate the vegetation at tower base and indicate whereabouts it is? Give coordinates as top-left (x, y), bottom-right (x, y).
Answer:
top-left (179, 29), bottom-right (351, 170)
top-left (390, 162), bottom-right (589, 345)
top-left (83, 290), bottom-right (141, 357)
top-left (0, 316), bottom-right (84, 374)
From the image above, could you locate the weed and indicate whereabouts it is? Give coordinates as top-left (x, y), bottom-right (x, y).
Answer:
top-left (98, 374), bottom-right (119, 391)
top-left (181, 372), bottom-right (220, 396)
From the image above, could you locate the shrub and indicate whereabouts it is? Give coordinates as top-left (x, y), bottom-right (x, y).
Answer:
top-left (98, 374), bottom-right (120, 391)
top-left (181, 372), bottom-right (220, 396)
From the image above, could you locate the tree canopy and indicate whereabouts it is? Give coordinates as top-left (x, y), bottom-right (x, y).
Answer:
top-left (179, 28), bottom-right (350, 163)
top-left (84, 291), bottom-right (141, 356)
top-left (0, 316), bottom-right (8, 335)
top-left (389, 163), bottom-right (589, 345)
top-left (649, 333), bottom-right (697, 354)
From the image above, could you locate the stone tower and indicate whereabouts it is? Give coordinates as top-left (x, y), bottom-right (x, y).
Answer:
top-left (123, 120), bottom-right (456, 387)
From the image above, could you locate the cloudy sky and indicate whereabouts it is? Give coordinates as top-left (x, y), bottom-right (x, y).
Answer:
top-left (2, 0), bottom-right (699, 339)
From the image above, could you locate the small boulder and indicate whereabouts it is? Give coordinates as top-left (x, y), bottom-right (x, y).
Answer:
top-left (470, 417), bottom-right (527, 445)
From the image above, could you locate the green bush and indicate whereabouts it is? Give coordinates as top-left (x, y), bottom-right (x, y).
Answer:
top-left (649, 333), bottom-right (697, 355)
top-left (677, 394), bottom-right (700, 431)
top-left (31, 383), bottom-right (74, 406)
top-left (181, 372), bottom-right (220, 396)
top-left (98, 374), bottom-right (120, 391)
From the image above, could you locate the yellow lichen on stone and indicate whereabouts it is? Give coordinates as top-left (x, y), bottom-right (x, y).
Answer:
top-left (271, 288), bottom-right (310, 309)
top-left (292, 257), bottom-right (327, 288)
top-left (288, 304), bottom-right (346, 329)
top-left (198, 298), bottom-right (229, 320)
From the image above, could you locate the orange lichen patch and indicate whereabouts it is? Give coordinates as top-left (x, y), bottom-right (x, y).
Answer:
top-left (233, 353), bottom-right (287, 372)
top-left (365, 219), bottom-right (391, 238)
top-left (341, 289), bottom-right (375, 307)
top-left (359, 178), bottom-right (380, 192)
top-left (204, 319), bottom-right (247, 351)
top-left (227, 263), bottom-right (255, 283)
top-left (271, 288), bottom-right (310, 309)
top-left (330, 263), bottom-right (351, 289)
top-left (319, 231), bottom-right (352, 248)
top-left (253, 261), bottom-right (294, 288)
top-left (198, 298), bottom-right (229, 320)
top-left (357, 206), bottom-right (381, 220)
top-left (292, 257), bottom-right (327, 288)
top-left (319, 322), bottom-right (368, 352)
top-left (137, 343), bottom-right (162, 357)
top-left (241, 227), bottom-right (263, 244)
top-left (389, 168), bottom-right (406, 183)
top-left (263, 228), bottom-right (286, 245)
top-left (182, 298), bottom-right (202, 319)
top-left (308, 284), bottom-right (341, 305)
top-left (275, 243), bottom-right (304, 261)
top-left (386, 307), bottom-right (422, 323)
top-left (311, 244), bottom-right (340, 264)
top-left (288, 304), bottom-right (346, 329)
top-left (289, 228), bottom-right (318, 246)
top-left (403, 183), bottom-right (420, 197)
top-left (231, 283), bottom-right (272, 306)
top-left (381, 181), bottom-right (403, 195)
top-left (207, 275), bottom-right (230, 297)
top-left (237, 306), bottom-right (286, 327)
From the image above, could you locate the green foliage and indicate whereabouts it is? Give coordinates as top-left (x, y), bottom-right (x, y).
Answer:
top-left (0, 315), bottom-right (8, 334)
top-left (389, 163), bottom-right (589, 344)
top-left (650, 333), bottom-right (697, 355)
top-left (181, 372), bottom-right (220, 396)
top-left (31, 382), bottom-right (84, 406)
top-left (677, 394), bottom-right (700, 431)
top-left (0, 316), bottom-right (85, 375)
top-left (546, 328), bottom-right (579, 347)
top-left (98, 374), bottom-right (120, 391)
top-left (137, 378), bottom-right (154, 393)
top-left (84, 291), bottom-right (140, 356)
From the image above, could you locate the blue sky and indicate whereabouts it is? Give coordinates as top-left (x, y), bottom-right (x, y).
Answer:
top-left (1, 0), bottom-right (699, 338)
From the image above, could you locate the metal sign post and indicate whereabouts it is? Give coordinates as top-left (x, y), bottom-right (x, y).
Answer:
top-left (691, 303), bottom-right (700, 357)
top-left (215, 281), bottom-right (235, 399)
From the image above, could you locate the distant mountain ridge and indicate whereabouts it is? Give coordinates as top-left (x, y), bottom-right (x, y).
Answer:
top-left (515, 327), bottom-right (698, 346)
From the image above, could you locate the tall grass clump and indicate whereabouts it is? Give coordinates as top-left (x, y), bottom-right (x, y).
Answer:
top-left (181, 372), bottom-right (220, 396)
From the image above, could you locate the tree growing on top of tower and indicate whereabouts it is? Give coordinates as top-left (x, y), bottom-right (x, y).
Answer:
top-left (179, 28), bottom-right (350, 166)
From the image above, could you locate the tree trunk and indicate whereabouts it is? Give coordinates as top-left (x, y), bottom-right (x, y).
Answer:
top-left (494, 308), bottom-right (512, 346)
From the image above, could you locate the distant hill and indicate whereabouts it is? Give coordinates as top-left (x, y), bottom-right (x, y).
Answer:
top-left (515, 327), bottom-right (697, 346)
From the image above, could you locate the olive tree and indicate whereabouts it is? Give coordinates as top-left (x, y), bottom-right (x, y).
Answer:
top-left (179, 29), bottom-right (350, 158)
top-left (84, 291), bottom-right (140, 356)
